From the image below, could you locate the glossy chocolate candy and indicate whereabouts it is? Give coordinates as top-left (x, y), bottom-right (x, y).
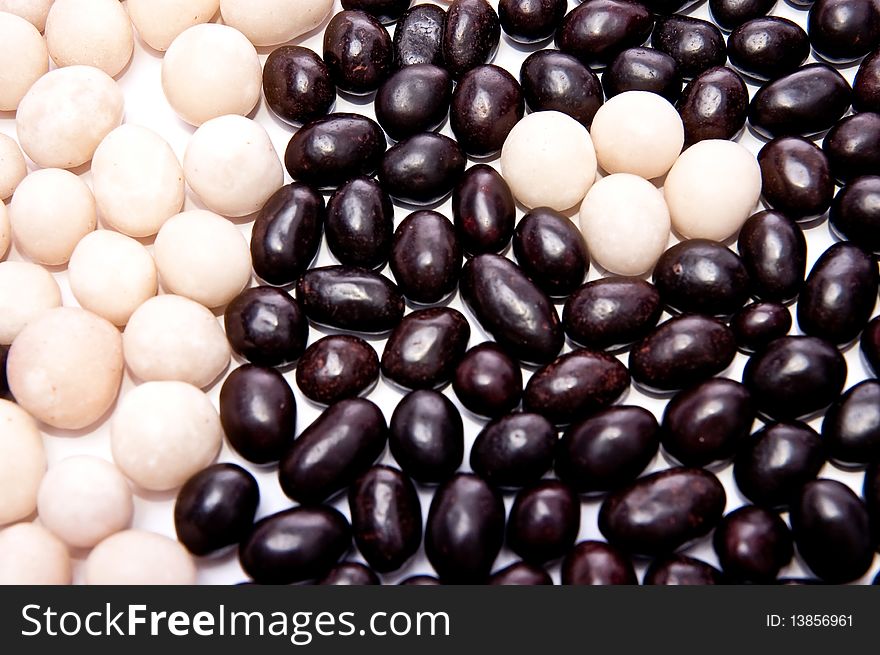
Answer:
top-left (220, 365), bottom-right (296, 465)
top-left (425, 473), bottom-right (505, 583)
top-left (519, 50), bottom-right (604, 127)
top-left (708, 0), bottom-right (777, 32)
top-left (342, 0), bottom-right (412, 25)
top-left (452, 164), bottom-right (516, 255)
top-left (713, 505), bottom-right (793, 583)
top-left (758, 136), bottom-right (833, 221)
top-left (823, 113), bottom-right (880, 184)
top-left (393, 3), bottom-right (446, 68)
top-left (174, 464), bottom-right (259, 556)
top-left (599, 467), bottom-right (727, 556)
top-left (452, 342), bottom-right (523, 418)
top-left (251, 183), bottom-right (325, 287)
top-left (643, 555), bottom-right (724, 585)
top-left (279, 398), bottom-right (388, 504)
top-left (284, 114), bottom-right (386, 190)
top-left (349, 465), bottom-right (422, 573)
top-left (295, 266), bottom-right (404, 334)
top-left (822, 380), bottom-right (880, 468)
top-left (379, 133), bottom-right (466, 205)
top-left (677, 66), bottom-right (749, 145)
top-left (728, 17), bottom-right (810, 82)
top-left (318, 562), bottom-right (381, 585)
top-left (375, 64), bottom-right (452, 141)
top-left (381, 308), bottom-right (471, 390)
top-left (652, 15), bottom-right (726, 80)
top-left (513, 207), bottom-right (590, 298)
top-left (862, 316), bottom-right (880, 376)
top-left (224, 287), bottom-right (309, 367)
top-left (498, 0), bottom-right (567, 44)
top-left (470, 412), bottom-right (557, 488)
top-left (489, 561), bottom-right (553, 585)
top-left (323, 10), bottom-right (393, 95)
top-left (240, 506), bottom-right (351, 584)
top-left (389, 390), bottom-right (464, 484)
top-left (743, 336), bottom-right (847, 421)
top-left (808, 0), bottom-right (880, 63)
top-left (262, 46), bottom-right (335, 125)
top-left (523, 349), bottom-right (630, 427)
top-left (507, 480), bottom-right (580, 564)
top-left (733, 421), bottom-right (826, 509)
top-left (389, 210), bottom-right (462, 304)
top-left (854, 48), bottom-right (880, 113)
top-left (555, 0), bottom-right (653, 69)
top-left (561, 541), bottom-right (638, 585)
top-left (731, 302), bottom-right (792, 353)
top-left (460, 254), bottom-right (564, 365)
top-left (864, 463), bottom-right (880, 546)
top-left (450, 65), bottom-right (524, 158)
top-left (443, 0), bottom-right (501, 79)
top-left (295, 335), bottom-right (379, 405)
top-left (555, 406), bottom-right (660, 494)
top-left (326, 176), bottom-right (393, 269)
top-left (399, 575), bottom-right (442, 585)
top-left (831, 176), bottom-right (880, 253)
top-left (737, 210), bottom-right (807, 303)
top-left (603, 47), bottom-right (682, 103)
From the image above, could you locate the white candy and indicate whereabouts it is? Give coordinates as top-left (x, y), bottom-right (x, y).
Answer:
top-left (45, 0), bottom-right (133, 77)
top-left (220, 0), bottom-right (334, 47)
top-left (162, 24), bottom-right (261, 126)
top-left (37, 456), bottom-right (133, 549)
top-left (664, 139), bottom-right (762, 242)
top-left (9, 168), bottom-right (96, 265)
top-left (0, 0), bottom-right (54, 32)
top-left (579, 173), bottom-right (672, 276)
top-left (110, 381), bottom-right (222, 492)
top-left (0, 523), bottom-right (71, 585)
top-left (16, 65), bottom-right (124, 169)
top-left (68, 230), bottom-right (158, 326)
top-left (154, 210), bottom-right (251, 308)
top-left (0, 11), bottom-right (49, 111)
top-left (7, 307), bottom-right (124, 430)
top-left (124, 295), bottom-right (230, 388)
top-left (590, 91), bottom-right (684, 180)
top-left (0, 261), bottom-right (62, 344)
top-left (127, 0), bottom-right (219, 52)
top-left (0, 202), bottom-right (9, 261)
top-left (500, 110), bottom-right (598, 211)
top-left (184, 115), bottom-right (283, 218)
top-left (92, 125), bottom-right (184, 238)
top-left (85, 530), bottom-right (196, 585)
top-left (0, 400), bottom-right (45, 526)
top-left (0, 133), bottom-right (27, 201)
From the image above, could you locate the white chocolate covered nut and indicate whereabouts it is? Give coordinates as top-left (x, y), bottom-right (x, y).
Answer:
top-left (127, 0), bottom-right (219, 52)
top-left (0, 400), bottom-right (45, 526)
top-left (664, 139), bottom-right (762, 242)
top-left (220, 0), bottom-right (334, 47)
top-left (7, 307), bottom-right (124, 430)
top-left (45, 0), bottom-right (133, 77)
top-left (0, 0), bottom-right (55, 32)
top-left (0, 133), bottom-right (27, 201)
top-left (0, 10), bottom-right (49, 111)
top-left (9, 168), bottom-right (96, 265)
top-left (110, 381), bottom-right (222, 492)
top-left (590, 91), bottom-right (684, 180)
top-left (68, 230), bottom-right (158, 326)
top-left (183, 115), bottom-right (283, 218)
top-left (0, 523), bottom-right (71, 585)
top-left (579, 173), bottom-right (672, 277)
top-left (37, 456), bottom-right (133, 549)
top-left (500, 110), bottom-right (597, 211)
top-left (161, 24), bottom-right (261, 126)
top-left (123, 294), bottom-right (230, 388)
top-left (85, 529), bottom-right (196, 585)
top-left (0, 261), bottom-right (62, 344)
top-left (154, 210), bottom-right (251, 308)
top-left (16, 65), bottom-right (124, 169)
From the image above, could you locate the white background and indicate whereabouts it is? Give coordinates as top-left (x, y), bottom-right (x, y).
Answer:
top-left (1, 0), bottom-right (878, 585)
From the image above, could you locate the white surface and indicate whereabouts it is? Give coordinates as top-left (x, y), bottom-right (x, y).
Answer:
top-left (0, 0), bottom-right (878, 585)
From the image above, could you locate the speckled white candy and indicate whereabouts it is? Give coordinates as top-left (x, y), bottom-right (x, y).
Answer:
top-left (45, 0), bottom-right (133, 77)
top-left (0, 133), bottom-right (27, 201)
top-left (0, 11), bottom-right (49, 111)
top-left (579, 173), bottom-right (672, 276)
top-left (127, 0), bottom-right (219, 52)
top-left (184, 115), bottom-right (283, 218)
top-left (154, 210), bottom-right (251, 308)
top-left (500, 110), bottom-right (597, 212)
top-left (68, 230), bottom-right (158, 326)
top-left (7, 307), bottom-right (124, 430)
top-left (123, 294), bottom-right (230, 388)
top-left (162, 24), bottom-right (261, 126)
top-left (590, 91), bottom-right (684, 180)
top-left (85, 529), bottom-right (196, 585)
top-left (665, 139), bottom-right (763, 241)
top-left (0, 261), bottom-right (62, 344)
top-left (16, 65), bottom-right (124, 169)
top-left (37, 456), bottom-right (133, 549)
top-left (0, 400), bottom-right (45, 526)
top-left (0, 523), bottom-right (71, 585)
top-left (0, 0), bottom-right (54, 32)
top-left (220, 0), bottom-right (334, 46)
top-left (92, 125), bottom-right (184, 238)
top-left (110, 381), bottom-right (222, 492)
top-left (0, 202), bottom-right (9, 261)
top-left (9, 167), bottom-right (96, 265)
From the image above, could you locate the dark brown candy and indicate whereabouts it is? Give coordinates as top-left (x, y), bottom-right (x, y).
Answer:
top-left (561, 541), bottom-right (638, 585)
top-left (713, 506), bottom-right (793, 583)
top-left (807, 0), bottom-right (880, 63)
top-left (399, 575), bottom-right (442, 585)
top-left (224, 287), bottom-right (309, 367)
top-left (513, 207), bottom-right (590, 298)
top-left (598, 467), bottom-right (726, 556)
top-left (375, 64), bottom-right (452, 141)
top-left (442, 0), bottom-right (501, 79)
top-left (393, 3), bottom-right (446, 68)
top-left (652, 15), bottom-right (726, 79)
top-left (728, 17), bottom-right (810, 82)
top-left (864, 463), bottom-right (880, 546)
top-left (323, 10), bottom-right (393, 95)
top-left (643, 555), bottom-right (723, 585)
top-left (677, 66), bottom-right (749, 145)
top-left (555, 0), bottom-right (653, 69)
top-left (498, 0), bottom-right (567, 44)
top-left (389, 390), bottom-right (464, 484)
top-left (379, 133), bottom-right (466, 205)
top-left (381, 308), bottom-right (471, 390)
top-left (389, 210), bottom-right (461, 304)
top-left (519, 50), bottom-right (604, 127)
top-left (470, 412), bottom-right (557, 488)
top-left (758, 136), bottom-right (833, 221)
top-left (854, 48), bottom-right (880, 113)
top-left (708, 0), bottom-right (777, 32)
top-left (342, 0), bottom-right (412, 24)
top-left (488, 562), bottom-right (553, 585)
top-left (603, 47), bottom-right (681, 103)
top-left (450, 65), bottom-right (524, 157)
top-left (318, 562), bottom-right (381, 585)
top-left (507, 480), bottom-right (580, 564)
top-left (731, 302), bottom-right (792, 353)
top-left (822, 113), bottom-right (880, 184)
top-left (831, 176), bottom-right (880, 253)
top-left (262, 46), bottom-right (335, 125)
top-left (822, 380), bottom-right (880, 468)
top-left (452, 164), bottom-right (516, 255)
top-left (737, 210), bottom-right (807, 303)
top-left (295, 335), bottom-right (379, 405)
top-left (862, 316), bottom-right (880, 376)
top-left (452, 342), bottom-right (523, 418)
top-left (325, 176), bottom-right (393, 269)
